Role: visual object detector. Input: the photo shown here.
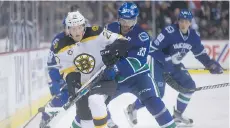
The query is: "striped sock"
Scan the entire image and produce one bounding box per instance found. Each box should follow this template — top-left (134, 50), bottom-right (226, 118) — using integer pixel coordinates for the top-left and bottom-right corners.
top-left (177, 93), bottom-right (192, 113)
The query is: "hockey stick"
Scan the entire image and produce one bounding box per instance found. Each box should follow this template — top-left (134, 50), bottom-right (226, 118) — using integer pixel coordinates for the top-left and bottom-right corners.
top-left (188, 83), bottom-right (229, 92)
top-left (23, 93), bottom-right (62, 128)
top-left (183, 68), bottom-right (229, 72)
top-left (46, 64), bottom-right (62, 70)
top-left (39, 65), bottom-right (106, 113)
top-left (163, 72), bottom-right (230, 93)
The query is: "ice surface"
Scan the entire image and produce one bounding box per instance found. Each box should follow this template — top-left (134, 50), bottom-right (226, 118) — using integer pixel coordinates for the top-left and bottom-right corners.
top-left (24, 74), bottom-right (229, 128)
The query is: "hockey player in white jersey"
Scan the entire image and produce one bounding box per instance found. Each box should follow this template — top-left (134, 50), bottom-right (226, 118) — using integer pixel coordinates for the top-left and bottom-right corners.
top-left (53, 11), bottom-right (129, 128)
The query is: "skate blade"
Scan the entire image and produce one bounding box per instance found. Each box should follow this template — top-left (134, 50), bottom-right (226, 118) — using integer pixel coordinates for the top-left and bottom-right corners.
top-left (176, 122), bottom-right (193, 128)
top-left (123, 107), bottom-right (135, 128)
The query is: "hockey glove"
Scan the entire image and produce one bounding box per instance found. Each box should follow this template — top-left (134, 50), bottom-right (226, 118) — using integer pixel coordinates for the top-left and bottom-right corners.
top-left (100, 39), bottom-right (130, 67)
top-left (100, 47), bottom-right (120, 67)
top-left (205, 59), bottom-right (223, 74)
top-left (65, 72), bottom-right (82, 100)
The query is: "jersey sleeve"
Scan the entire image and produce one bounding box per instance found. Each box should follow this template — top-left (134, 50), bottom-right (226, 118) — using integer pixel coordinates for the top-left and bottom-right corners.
top-left (149, 26), bottom-right (172, 56)
top-left (191, 31), bottom-right (211, 66)
top-left (47, 37), bottom-right (62, 82)
top-left (98, 27), bottom-right (125, 48)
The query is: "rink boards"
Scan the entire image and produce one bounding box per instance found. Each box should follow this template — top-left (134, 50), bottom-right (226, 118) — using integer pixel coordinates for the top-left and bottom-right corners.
top-left (0, 40), bottom-right (228, 128)
top-left (0, 48), bottom-right (51, 128)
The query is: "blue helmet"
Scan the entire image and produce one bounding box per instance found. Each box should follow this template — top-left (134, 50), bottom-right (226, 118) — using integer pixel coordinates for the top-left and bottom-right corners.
top-left (178, 9), bottom-right (193, 21)
top-left (118, 2), bottom-right (139, 20)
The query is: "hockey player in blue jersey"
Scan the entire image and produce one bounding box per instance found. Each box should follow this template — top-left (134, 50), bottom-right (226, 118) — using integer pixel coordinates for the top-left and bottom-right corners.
top-left (101, 2), bottom-right (177, 128)
top-left (125, 9), bottom-right (223, 127)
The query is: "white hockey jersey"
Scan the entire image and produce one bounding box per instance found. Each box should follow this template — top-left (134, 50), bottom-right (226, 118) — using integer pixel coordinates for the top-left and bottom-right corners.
top-left (54, 26), bottom-right (123, 84)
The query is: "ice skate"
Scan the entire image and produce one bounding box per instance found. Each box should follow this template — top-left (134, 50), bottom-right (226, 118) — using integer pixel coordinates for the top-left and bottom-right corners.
top-left (107, 119), bottom-right (119, 128)
top-left (124, 104), bottom-right (138, 127)
top-left (173, 107), bottom-right (193, 127)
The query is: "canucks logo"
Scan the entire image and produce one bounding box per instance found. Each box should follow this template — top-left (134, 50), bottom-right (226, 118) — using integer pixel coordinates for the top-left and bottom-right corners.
top-left (138, 32), bottom-right (149, 42)
top-left (74, 53), bottom-right (95, 74)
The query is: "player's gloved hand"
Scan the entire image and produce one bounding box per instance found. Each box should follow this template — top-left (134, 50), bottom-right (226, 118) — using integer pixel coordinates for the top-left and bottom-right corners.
top-left (65, 72), bottom-right (82, 101)
top-left (206, 59), bottom-right (223, 74)
top-left (100, 39), bottom-right (130, 67)
top-left (111, 39), bottom-right (130, 57)
top-left (100, 47), bottom-right (120, 67)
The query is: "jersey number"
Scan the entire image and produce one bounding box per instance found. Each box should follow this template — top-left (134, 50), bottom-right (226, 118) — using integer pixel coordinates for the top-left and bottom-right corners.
top-left (137, 47), bottom-right (146, 57)
top-left (103, 29), bottom-right (112, 39)
top-left (165, 26), bottom-right (174, 33)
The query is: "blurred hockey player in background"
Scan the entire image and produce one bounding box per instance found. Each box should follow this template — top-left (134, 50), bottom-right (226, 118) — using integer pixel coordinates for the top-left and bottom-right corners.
top-left (40, 17), bottom-right (72, 128)
top-left (101, 2), bottom-right (177, 128)
top-left (126, 9), bottom-right (223, 127)
top-left (53, 11), bottom-right (129, 128)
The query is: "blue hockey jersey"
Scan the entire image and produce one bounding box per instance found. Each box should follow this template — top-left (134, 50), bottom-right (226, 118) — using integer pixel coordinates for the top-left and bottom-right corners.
top-left (149, 24), bottom-right (211, 67)
top-left (107, 22), bottom-right (151, 83)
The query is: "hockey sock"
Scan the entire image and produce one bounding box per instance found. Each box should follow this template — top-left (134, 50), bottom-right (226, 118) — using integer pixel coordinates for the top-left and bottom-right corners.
top-left (71, 116), bottom-right (81, 128)
top-left (176, 93), bottom-right (192, 113)
top-left (107, 109), bottom-right (112, 120)
top-left (133, 99), bottom-right (144, 110)
top-left (143, 96), bottom-right (177, 128)
top-left (88, 94), bottom-right (108, 128)
top-left (41, 112), bottom-right (50, 121)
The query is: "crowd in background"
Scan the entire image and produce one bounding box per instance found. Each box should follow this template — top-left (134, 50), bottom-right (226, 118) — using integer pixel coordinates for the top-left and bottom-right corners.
top-left (0, 1), bottom-right (229, 52)
top-left (155, 1), bottom-right (229, 39)
top-left (102, 1), bottom-right (229, 40)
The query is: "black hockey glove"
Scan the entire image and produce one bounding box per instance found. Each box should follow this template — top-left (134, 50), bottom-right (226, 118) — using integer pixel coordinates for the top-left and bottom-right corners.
top-left (100, 48), bottom-right (120, 67)
top-left (110, 39), bottom-right (131, 57)
top-left (100, 39), bottom-right (131, 67)
top-left (65, 72), bottom-right (81, 100)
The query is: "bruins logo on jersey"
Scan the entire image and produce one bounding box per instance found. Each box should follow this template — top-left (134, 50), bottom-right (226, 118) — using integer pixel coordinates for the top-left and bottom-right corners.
top-left (74, 53), bottom-right (95, 74)
top-left (92, 26), bottom-right (99, 31)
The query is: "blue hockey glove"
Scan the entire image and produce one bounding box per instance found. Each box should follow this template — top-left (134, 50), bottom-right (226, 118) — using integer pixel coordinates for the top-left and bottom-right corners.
top-left (206, 59), bottom-right (223, 74)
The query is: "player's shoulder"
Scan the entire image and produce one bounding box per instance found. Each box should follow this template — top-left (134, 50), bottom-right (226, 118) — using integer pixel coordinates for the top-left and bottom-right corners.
top-left (106, 22), bottom-right (120, 33)
top-left (162, 24), bottom-right (178, 35)
top-left (52, 32), bottom-right (75, 54)
top-left (133, 24), bottom-right (150, 42)
top-left (81, 26), bottom-right (103, 42)
top-left (189, 28), bottom-right (200, 38)
top-left (107, 21), bottom-right (119, 27)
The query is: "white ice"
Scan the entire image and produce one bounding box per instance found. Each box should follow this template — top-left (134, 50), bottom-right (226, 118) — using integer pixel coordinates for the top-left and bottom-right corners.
top-left (23, 74), bottom-right (229, 128)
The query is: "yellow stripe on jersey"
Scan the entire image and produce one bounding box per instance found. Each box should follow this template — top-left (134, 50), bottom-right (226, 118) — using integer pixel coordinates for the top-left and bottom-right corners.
top-left (60, 66), bottom-right (78, 79)
top-left (81, 36), bottom-right (98, 43)
top-left (58, 44), bottom-right (76, 54)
